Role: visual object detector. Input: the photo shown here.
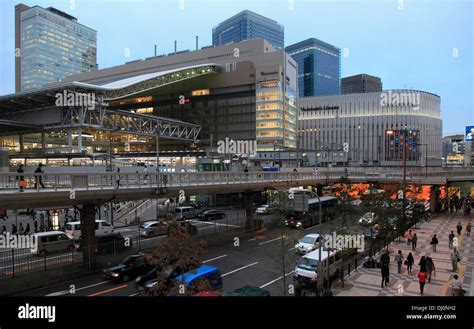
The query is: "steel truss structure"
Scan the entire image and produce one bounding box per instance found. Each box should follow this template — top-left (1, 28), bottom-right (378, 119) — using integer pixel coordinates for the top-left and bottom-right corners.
top-left (47, 106), bottom-right (201, 141)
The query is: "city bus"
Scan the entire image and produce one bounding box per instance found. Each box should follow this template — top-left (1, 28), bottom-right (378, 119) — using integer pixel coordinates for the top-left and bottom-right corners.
top-left (286, 196), bottom-right (338, 229)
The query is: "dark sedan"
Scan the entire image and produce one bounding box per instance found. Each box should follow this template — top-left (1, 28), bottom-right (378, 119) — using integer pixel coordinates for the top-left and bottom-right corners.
top-left (197, 209), bottom-right (226, 221)
top-left (103, 254), bottom-right (154, 283)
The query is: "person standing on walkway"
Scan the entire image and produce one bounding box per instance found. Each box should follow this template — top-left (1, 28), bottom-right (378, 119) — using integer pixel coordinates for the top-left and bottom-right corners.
top-left (395, 250), bottom-right (404, 274)
top-left (115, 167), bottom-right (121, 189)
top-left (466, 222), bottom-right (471, 237)
top-left (2, 225), bottom-right (7, 236)
top-left (380, 250), bottom-right (390, 287)
top-left (418, 269), bottom-right (427, 295)
top-left (11, 224), bottom-right (17, 235)
top-left (34, 163), bottom-right (45, 189)
top-left (24, 223), bottom-right (30, 235)
top-left (406, 252), bottom-right (414, 274)
top-left (33, 219), bottom-right (38, 233)
top-left (448, 231), bottom-right (455, 249)
top-left (16, 164), bottom-right (25, 192)
top-left (456, 222), bottom-right (462, 236)
top-left (451, 247), bottom-right (460, 272)
top-left (411, 233), bottom-right (418, 251)
top-left (425, 257), bottom-right (435, 283)
top-left (405, 229), bottom-right (413, 246)
top-left (430, 234), bottom-right (439, 252)
top-left (18, 223), bottom-right (24, 235)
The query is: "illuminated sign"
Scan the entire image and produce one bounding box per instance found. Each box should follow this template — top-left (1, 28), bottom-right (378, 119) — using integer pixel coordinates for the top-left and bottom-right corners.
top-left (192, 89), bottom-right (210, 96)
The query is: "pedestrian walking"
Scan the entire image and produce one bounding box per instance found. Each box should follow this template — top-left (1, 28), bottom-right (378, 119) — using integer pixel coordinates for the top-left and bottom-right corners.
top-left (411, 233), bottom-right (418, 251)
top-left (406, 252), bottom-right (414, 274)
top-left (456, 222), bottom-right (462, 236)
top-left (115, 167), bottom-right (121, 189)
top-left (395, 250), bottom-right (404, 274)
top-left (18, 223), bottom-right (24, 235)
top-left (2, 225), bottom-right (6, 236)
top-left (418, 269), bottom-right (427, 295)
top-left (418, 256), bottom-right (426, 272)
top-left (380, 250), bottom-right (390, 287)
top-left (467, 222), bottom-right (471, 237)
top-left (405, 229), bottom-right (413, 246)
top-left (425, 257), bottom-right (435, 283)
top-left (34, 163), bottom-right (45, 189)
top-left (24, 223), bottom-right (30, 235)
top-left (448, 231), bottom-right (455, 249)
top-left (430, 234), bottom-right (439, 252)
top-left (33, 219), bottom-right (38, 233)
top-left (450, 275), bottom-right (464, 296)
top-left (16, 164), bottom-right (25, 192)
top-left (451, 248), bottom-right (460, 272)
top-left (11, 224), bottom-right (17, 235)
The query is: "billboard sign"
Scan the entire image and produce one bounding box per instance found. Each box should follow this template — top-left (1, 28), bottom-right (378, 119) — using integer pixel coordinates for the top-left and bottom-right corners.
top-left (466, 125), bottom-right (474, 142)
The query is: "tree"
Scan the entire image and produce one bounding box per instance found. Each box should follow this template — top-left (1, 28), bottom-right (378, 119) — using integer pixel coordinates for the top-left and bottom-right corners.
top-left (264, 190), bottom-right (299, 296)
top-left (146, 213), bottom-right (208, 296)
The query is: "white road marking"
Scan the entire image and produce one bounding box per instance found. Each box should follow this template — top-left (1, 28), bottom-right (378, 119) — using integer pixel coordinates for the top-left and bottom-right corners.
top-left (202, 254), bottom-right (227, 263)
top-left (46, 281), bottom-right (110, 296)
top-left (222, 262), bottom-right (258, 277)
top-left (259, 236), bottom-right (284, 246)
top-left (259, 271), bottom-right (295, 288)
top-left (248, 238), bottom-right (256, 242)
top-left (288, 247), bottom-right (296, 251)
top-left (188, 220), bottom-right (240, 228)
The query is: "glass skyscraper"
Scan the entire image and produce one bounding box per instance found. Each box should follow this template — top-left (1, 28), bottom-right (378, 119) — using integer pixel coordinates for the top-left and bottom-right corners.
top-left (286, 38), bottom-right (341, 97)
top-left (15, 4), bottom-right (97, 92)
top-left (212, 10), bottom-right (284, 50)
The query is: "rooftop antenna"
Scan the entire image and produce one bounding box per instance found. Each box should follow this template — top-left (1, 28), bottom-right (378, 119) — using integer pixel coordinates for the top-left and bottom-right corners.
top-left (174, 40), bottom-right (177, 54)
top-left (154, 44), bottom-right (157, 57)
top-left (196, 36), bottom-right (198, 50)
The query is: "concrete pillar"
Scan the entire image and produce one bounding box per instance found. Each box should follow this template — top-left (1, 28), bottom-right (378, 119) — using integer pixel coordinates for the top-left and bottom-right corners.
top-left (41, 131), bottom-right (46, 149)
top-left (81, 204), bottom-right (97, 269)
top-left (19, 134), bottom-right (24, 152)
top-left (242, 192), bottom-right (257, 230)
top-left (430, 186), bottom-right (440, 213)
top-left (77, 128), bottom-right (83, 150)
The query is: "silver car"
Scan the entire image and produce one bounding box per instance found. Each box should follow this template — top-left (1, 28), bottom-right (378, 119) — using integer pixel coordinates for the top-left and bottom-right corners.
top-left (139, 221), bottom-right (169, 237)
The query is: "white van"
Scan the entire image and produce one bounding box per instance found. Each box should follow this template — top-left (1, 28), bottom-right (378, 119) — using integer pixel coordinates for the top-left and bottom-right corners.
top-left (174, 206), bottom-right (196, 220)
top-left (65, 220), bottom-right (114, 240)
top-left (31, 231), bottom-right (74, 255)
top-left (293, 249), bottom-right (342, 288)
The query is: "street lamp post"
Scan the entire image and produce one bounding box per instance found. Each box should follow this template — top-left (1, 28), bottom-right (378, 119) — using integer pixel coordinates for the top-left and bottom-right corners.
top-left (316, 192), bottom-right (323, 296)
top-left (402, 130), bottom-right (408, 223)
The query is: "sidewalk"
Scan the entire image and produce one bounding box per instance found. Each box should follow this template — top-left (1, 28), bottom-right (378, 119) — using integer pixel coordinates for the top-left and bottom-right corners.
top-left (334, 213), bottom-right (473, 296)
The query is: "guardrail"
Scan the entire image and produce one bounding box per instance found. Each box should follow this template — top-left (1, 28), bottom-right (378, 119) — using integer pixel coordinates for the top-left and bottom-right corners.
top-left (0, 170), bottom-right (473, 193)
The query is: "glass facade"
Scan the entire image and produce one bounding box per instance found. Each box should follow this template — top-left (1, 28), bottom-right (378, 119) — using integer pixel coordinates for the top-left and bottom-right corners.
top-left (286, 38), bottom-right (340, 97)
top-left (19, 6), bottom-right (97, 91)
top-left (212, 10), bottom-right (284, 50)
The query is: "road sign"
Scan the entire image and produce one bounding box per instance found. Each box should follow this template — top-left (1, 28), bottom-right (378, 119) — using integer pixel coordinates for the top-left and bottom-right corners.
top-left (466, 125), bottom-right (474, 142)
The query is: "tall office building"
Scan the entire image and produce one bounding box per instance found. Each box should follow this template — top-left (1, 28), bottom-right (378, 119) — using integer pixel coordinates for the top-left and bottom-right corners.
top-left (341, 74), bottom-right (382, 94)
top-left (15, 4), bottom-right (97, 92)
top-left (286, 38), bottom-right (341, 97)
top-left (212, 10), bottom-right (284, 50)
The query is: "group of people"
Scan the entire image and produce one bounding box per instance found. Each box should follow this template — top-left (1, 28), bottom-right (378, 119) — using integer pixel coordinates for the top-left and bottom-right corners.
top-left (439, 195), bottom-right (472, 216)
top-left (377, 221), bottom-right (469, 295)
top-left (16, 163), bottom-right (45, 190)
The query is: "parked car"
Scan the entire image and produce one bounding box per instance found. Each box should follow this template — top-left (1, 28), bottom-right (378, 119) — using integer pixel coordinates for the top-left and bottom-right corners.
top-left (139, 220), bottom-right (170, 237)
top-left (295, 234), bottom-right (321, 254)
top-left (65, 219), bottom-right (114, 240)
top-left (224, 285), bottom-right (270, 296)
top-left (31, 231), bottom-right (74, 255)
top-left (197, 209), bottom-right (226, 221)
top-left (175, 206), bottom-right (196, 220)
top-left (76, 232), bottom-right (131, 255)
top-left (103, 254), bottom-right (154, 283)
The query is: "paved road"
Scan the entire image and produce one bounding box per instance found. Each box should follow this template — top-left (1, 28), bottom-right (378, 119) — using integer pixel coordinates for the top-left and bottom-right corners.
top-left (16, 221), bottom-right (328, 297)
